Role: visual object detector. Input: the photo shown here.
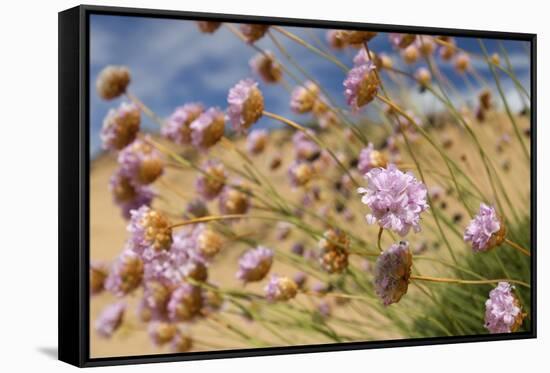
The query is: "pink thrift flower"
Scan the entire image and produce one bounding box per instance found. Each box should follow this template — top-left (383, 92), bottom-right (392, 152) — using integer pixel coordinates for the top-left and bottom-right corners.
top-left (358, 164), bottom-right (428, 236)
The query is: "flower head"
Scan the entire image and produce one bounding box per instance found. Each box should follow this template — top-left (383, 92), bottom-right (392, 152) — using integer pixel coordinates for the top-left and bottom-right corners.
top-left (195, 160), bottom-right (227, 200)
top-left (148, 322), bottom-right (178, 346)
top-left (334, 30), bottom-right (377, 45)
top-left (185, 198), bottom-right (209, 219)
top-left (193, 224), bottom-right (224, 259)
top-left (454, 53), bottom-right (471, 74)
top-left (171, 330), bottom-right (193, 352)
top-left (485, 282), bottom-right (525, 333)
top-left (374, 241), bottom-right (412, 305)
top-left (109, 169), bottom-right (154, 219)
top-left (246, 129), bottom-right (269, 155)
top-left (358, 143), bottom-right (388, 175)
top-left (240, 24), bottom-right (269, 43)
top-left (196, 21), bottom-right (221, 33)
top-left (464, 203), bottom-right (506, 252)
top-left (128, 206), bottom-right (173, 258)
top-left (95, 302), bottom-right (126, 338)
top-left (101, 102), bottom-right (141, 151)
top-left (236, 246), bottom-right (273, 282)
top-left (227, 79), bottom-right (264, 132)
top-left (318, 228), bottom-right (349, 274)
top-left (389, 33), bottom-right (416, 49)
top-left (96, 65), bottom-right (131, 100)
top-left (415, 35), bottom-right (435, 55)
top-left (288, 161), bottom-right (314, 187)
top-left (250, 51), bottom-right (283, 83)
top-left (90, 262), bottom-right (108, 296)
top-left (343, 61), bottom-right (379, 110)
top-left (292, 130), bottom-right (320, 161)
top-left (142, 228), bottom-right (209, 287)
top-left (265, 275), bottom-right (298, 302)
top-left (162, 103), bottom-right (204, 145)
top-left (401, 45), bottom-right (419, 64)
top-left (358, 164), bottom-right (429, 236)
top-left (218, 184), bottom-right (250, 215)
top-left (167, 283), bottom-right (203, 321)
top-left (290, 81), bottom-right (320, 114)
top-left (414, 67), bottom-right (432, 87)
top-left (479, 89), bottom-right (492, 111)
top-left (118, 137), bottom-right (164, 185)
top-left (105, 249), bottom-right (144, 296)
top-left (438, 36), bottom-right (456, 61)
top-left (326, 30), bottom-right (346, 49)
top-left (190, 107), bottom-right (226, 151)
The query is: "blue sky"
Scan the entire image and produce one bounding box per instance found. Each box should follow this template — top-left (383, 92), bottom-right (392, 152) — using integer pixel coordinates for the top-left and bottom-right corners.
top-left (89, 14), bottom-right (531, 156)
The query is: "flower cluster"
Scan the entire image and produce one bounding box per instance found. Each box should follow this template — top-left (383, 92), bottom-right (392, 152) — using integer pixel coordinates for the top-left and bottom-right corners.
top-left (237, 246), bottom-right (274, 283)
top-left (485, 282), bottom-right (524, 333)
top-left (227, 79), bottom-right (264, 132)
top-left (464, 203), bottom-right (506, 252)
top-left (358, 164), bottom-right (429, 236)
top-left (162, 103), bottom-right (204, 145)
top-left (343, 61), bottom-right (379, 110)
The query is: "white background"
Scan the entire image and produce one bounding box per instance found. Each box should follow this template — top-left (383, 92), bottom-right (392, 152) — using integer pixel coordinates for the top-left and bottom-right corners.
top-left (0, 0), bottom-right (546, 371)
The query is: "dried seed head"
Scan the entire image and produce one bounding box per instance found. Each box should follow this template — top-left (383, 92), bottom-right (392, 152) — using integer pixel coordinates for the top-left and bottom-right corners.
top-left (196, 21), bottom-right (221, 33)
top-left (344, 62), bottom-right (379, 110)
top-left (265, 275), bottom-right (298, 302)
top-left (402, 45), bottom-right (419, 64)
top-left (105, 249), bottom-right (144, 297)
top-left (227, 79), bottom-right (264, 132)
top-left (250, 51), bottom-right (283, 83)
top-left (118, 138), bottom-right (164, 185)
top-left (389, 33), bottom-right (417, 49)
top-left (101, 102), bottom-right (141, 151)
top-left (190, 107), bottom-right (226, 150)
top-left (96, 65), bottom-right (131, 100)
top-left (196, 227), bottom-right (224, 259)
top-left (196, 160), bottom-right (227, 200)
top-left (288, 161), bottom-right (314, 187)
top-left (374, 241), bottom-right (413, 306)
top-left (90, 262), bottom-right (108, 295)
top-left (454, 53), bottom-right (471, 74)
top-left (171, 330), bottom-right (194, 352)
top-left (237, 246), bottom-right (274, 283)
top-left (318, 228), bottom-right (350, 274)
top-left (218, 186), bottom-right (250, 215)
top-left (290, 81), bottom-right (320, 114)
top-left (326, 30), bottom-right (347, 50)
top-left (148, 322), bottom-right (178, 346)
top-left (240, 24), bottom-right (269, 43)
top-left (335, 30), bottom-right (377, 45)
top-left (167, 283), bottom-right (203, 321)
top-left (415, 67), bottom-right (432, 87)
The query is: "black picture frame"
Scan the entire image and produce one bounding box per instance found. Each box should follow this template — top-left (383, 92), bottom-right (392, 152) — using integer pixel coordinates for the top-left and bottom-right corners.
top-left (58, 4), bottom-right (537, 368)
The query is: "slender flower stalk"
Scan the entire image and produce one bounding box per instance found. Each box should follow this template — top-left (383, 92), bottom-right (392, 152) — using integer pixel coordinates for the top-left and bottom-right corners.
top-left (410, 275), bottom-right (530, 289)
top-left (504, 238), bottom-right (531, 257)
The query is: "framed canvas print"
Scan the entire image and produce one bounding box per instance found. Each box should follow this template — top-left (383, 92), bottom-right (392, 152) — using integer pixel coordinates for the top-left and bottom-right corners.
top-left (58, 4), bottom-right (536, 367)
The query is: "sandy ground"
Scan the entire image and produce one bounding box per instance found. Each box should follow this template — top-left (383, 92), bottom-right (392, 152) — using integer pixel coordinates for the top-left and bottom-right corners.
top-left (90, 112), bottom-right (530, 358)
